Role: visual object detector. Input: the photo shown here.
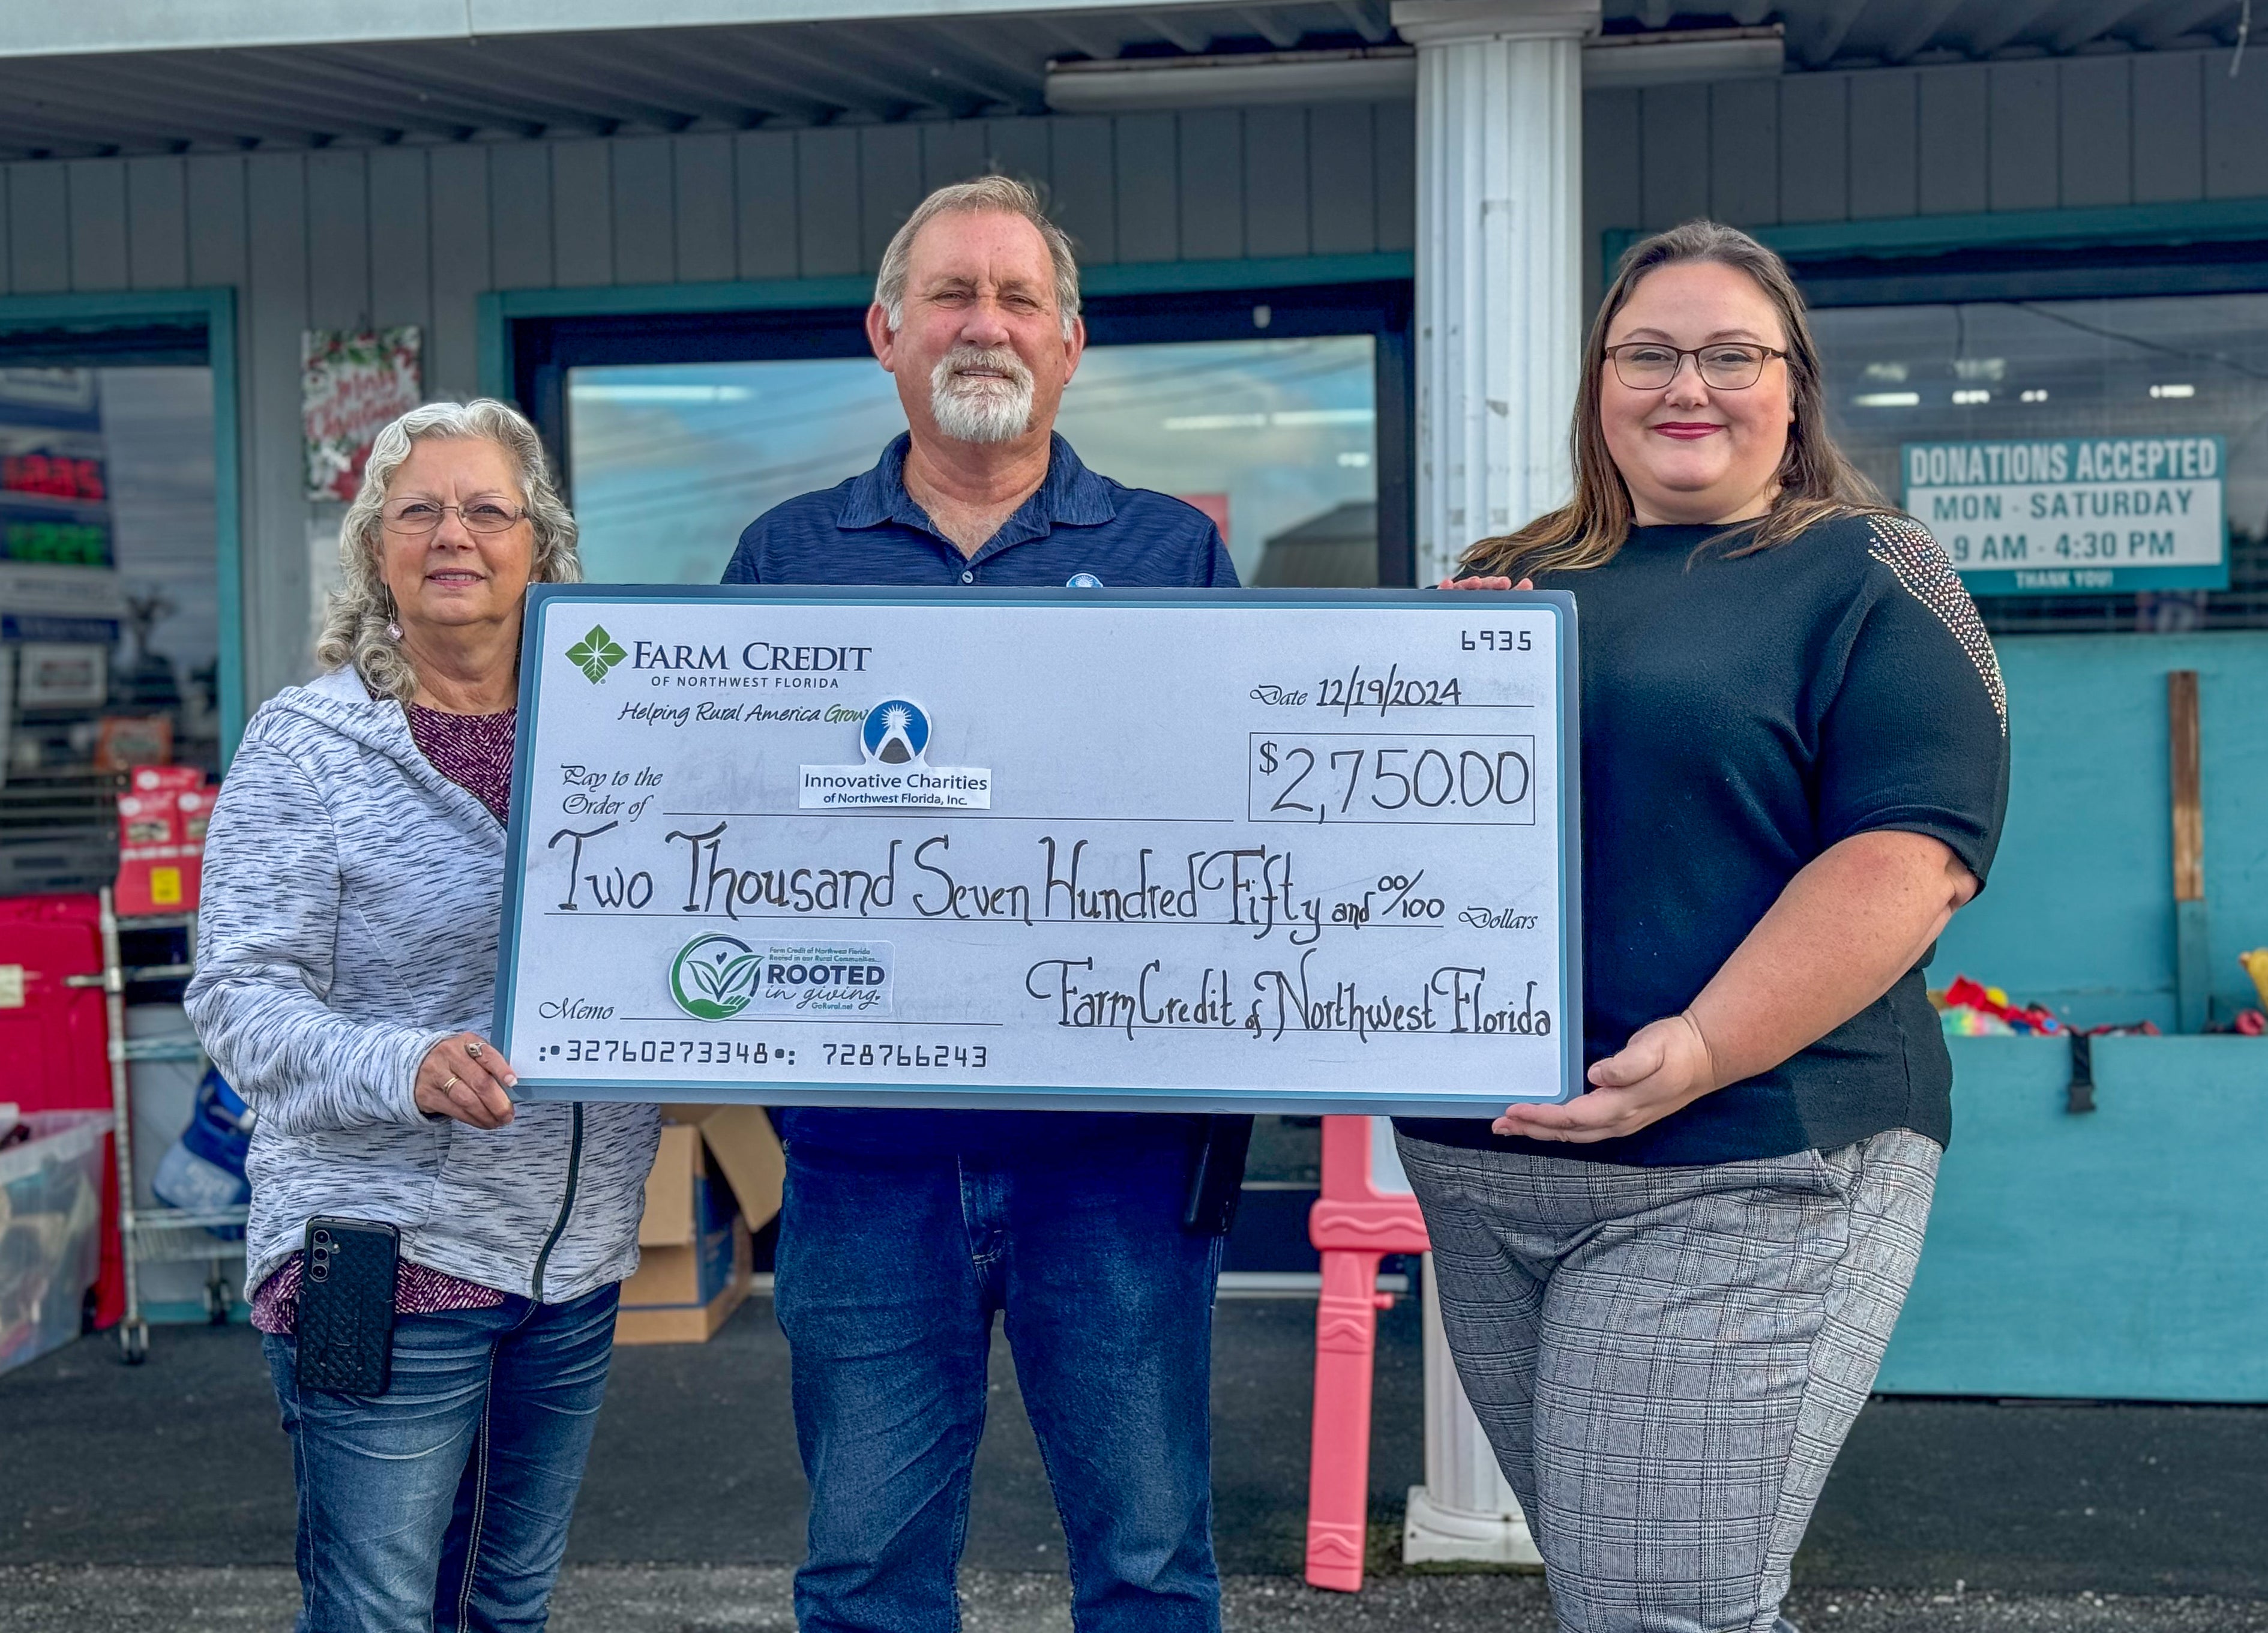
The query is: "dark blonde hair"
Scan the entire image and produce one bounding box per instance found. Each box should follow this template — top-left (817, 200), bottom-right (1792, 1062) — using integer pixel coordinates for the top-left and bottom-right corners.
top-left (1459, 218), bottom-right (1892, 580)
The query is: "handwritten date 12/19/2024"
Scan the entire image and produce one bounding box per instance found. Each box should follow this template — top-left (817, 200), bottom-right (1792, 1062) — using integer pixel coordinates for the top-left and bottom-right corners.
top-left (1248, 630), bottom-right (1535, 717)
top-left (1250, 665), bottom-right (1470, 715)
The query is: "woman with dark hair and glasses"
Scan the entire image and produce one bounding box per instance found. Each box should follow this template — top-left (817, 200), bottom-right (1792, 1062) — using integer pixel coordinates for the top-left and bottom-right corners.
top-left (1401, 220), bottom-right (2010, 1631)
top-left (188, 401), bottom-right (659, 1633)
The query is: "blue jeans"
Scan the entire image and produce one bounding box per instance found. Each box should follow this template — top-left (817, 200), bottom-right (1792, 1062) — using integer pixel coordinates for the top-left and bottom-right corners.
top-left (261, 1284), bottom-right (619, 1633)
top-left (775, 1123), bottom-right (1224, 1633)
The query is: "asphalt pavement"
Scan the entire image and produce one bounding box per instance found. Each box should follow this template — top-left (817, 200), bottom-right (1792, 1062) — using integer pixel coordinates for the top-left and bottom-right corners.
top-left (8, 1566), bottom-right (2268, 1633)
top-left (4, 1295), bottom-right (2266, 1629)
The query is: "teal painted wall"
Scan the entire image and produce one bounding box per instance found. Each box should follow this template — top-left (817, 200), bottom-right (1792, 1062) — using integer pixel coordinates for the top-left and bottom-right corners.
top-left (1933, 631), bottom-right (2268, 1031)
top-left (1885, 637), bottom-right (2268, 1400)
top-left (1880, 1036), bottom-right (2268, 1402)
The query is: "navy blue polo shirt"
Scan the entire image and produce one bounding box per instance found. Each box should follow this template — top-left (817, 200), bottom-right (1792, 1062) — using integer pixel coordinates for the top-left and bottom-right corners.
top-left (721, 432), bottom-right (1236, 590)
top-left (723, 430), bottom-right (1240, 1156)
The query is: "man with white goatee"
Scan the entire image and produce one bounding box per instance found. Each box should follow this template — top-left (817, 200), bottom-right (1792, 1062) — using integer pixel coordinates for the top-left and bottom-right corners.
top-left (724, 176), bottom-right (1243, 1633)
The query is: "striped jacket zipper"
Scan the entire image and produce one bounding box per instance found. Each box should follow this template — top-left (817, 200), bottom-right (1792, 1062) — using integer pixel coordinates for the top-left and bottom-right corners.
top-left (529, 1104), bottom-right (585, 1302)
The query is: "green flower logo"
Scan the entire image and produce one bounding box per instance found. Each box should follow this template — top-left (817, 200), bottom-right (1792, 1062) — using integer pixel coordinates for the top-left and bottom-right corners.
top-left (565, 624), bottom-right (626, 682)
top-left (670, 933), bottom-right (763, 1021)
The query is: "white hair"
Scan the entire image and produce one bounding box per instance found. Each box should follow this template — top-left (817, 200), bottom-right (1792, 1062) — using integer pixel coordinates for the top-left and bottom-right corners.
top-left (928, 345), bottom-right (1036, 444)
top-left (874, 175), bottom-right (1081, 341)
top-left (314, 398), bottom-right (580, 703)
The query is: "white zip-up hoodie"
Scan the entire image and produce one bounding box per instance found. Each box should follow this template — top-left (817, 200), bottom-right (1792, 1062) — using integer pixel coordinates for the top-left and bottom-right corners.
top-left (187, 667), bottom-right (659, 1304)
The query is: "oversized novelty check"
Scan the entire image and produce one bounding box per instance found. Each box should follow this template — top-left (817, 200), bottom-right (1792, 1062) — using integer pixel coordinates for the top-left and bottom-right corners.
top-left (495, 587), bottom-right (1580, 1116)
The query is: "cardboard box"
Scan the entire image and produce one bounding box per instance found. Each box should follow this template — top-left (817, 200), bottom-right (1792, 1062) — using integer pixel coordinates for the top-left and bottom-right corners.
top-left (94, 717), bottom-right (173, 773)
top-left (113, 847), bottom-right (201, 916)
top-left (177, 787), bottom-right (216, 844)
top-left (113, 782), bottom-right (215, 917)
top-left (129, 766), bottom-right (206, 796)
top-left (116, 793), bottom-right (179, 848)
top-left (615, 1105), bottom-right (783, 1346)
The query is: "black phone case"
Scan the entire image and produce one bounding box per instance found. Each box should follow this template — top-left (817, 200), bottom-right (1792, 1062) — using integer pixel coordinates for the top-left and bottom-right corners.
top-left (295, 1218), bottom-right (399, 1397)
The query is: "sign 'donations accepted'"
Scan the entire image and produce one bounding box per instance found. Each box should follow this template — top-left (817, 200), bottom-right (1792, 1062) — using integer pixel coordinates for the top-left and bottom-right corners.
top-left (1902, 436), bottom-right (2227, 596)
top-left (495, 587), bottom-right (1581, 1117)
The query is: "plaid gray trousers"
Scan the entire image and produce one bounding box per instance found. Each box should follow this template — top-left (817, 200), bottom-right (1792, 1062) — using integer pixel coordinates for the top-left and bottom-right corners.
top-left (1395, 1128), bottom-right (1941, 1633)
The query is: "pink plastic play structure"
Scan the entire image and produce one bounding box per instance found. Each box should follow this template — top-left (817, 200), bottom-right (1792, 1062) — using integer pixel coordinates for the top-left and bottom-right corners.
top-left (1303, 1114), bottom-right (1431, 1592)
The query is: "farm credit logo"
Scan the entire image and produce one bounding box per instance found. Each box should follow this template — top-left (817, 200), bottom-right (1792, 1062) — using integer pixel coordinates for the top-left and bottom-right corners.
top-left (800, 697), bottom-right (991, 810)
top-left (668, 934), bottom-right (894, 1021)
top-left (565, 624), bottom-right (627, 683)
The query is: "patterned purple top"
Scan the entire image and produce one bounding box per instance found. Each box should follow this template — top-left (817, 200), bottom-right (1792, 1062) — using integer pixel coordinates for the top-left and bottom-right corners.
top-left (250, 1254), bottom-right (508, 1334)
top-left (406, 702), bottom-right (517, 822)
top-left (247, 699), bottom-right (521, 1335)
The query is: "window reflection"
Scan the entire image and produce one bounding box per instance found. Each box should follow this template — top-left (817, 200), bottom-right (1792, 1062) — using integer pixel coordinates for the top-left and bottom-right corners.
top-left (567, 335), bottom-right (1379, 588)
top-left (0, 367), bottom-right (220, 783)
top-left (1813, 295), bottom-right (2268, 633)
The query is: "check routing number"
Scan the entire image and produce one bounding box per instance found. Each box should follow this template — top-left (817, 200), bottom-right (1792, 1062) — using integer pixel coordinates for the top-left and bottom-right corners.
top-left (495, 586), bottom-right (1581, 1116)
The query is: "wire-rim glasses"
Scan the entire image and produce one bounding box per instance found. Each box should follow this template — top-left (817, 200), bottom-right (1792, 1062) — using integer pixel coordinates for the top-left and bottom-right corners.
top-left (381, 498), bottom-right (529, 536)
top-left (1604, 342), bottom-right (1787, 391)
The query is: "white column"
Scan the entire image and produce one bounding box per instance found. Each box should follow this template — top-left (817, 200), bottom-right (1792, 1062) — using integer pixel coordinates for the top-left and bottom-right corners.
top-left (1392, 0), bottom-right (1594, 586)
top-left (1403, 1254), bottom-right (1542, 1566)
top-left (1388, 0), bottom-right (1587, 1563)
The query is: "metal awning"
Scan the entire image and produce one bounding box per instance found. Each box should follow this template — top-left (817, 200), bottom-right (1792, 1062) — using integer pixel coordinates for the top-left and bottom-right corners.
top-left (0, 1), bottom-right (2250, 160)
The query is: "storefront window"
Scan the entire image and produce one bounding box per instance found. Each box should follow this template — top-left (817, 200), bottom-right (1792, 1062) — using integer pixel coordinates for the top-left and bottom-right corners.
top-left (1, 366), bottom-right (221, 781)
top-left (1813, 294), bottom-right (2268, 634)
top-left (566, 335), bottom-right (1379, 588)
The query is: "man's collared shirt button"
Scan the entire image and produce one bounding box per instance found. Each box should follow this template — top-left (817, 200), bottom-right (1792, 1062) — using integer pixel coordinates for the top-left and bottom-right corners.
top-left (961, 570), bottom-right (974, 584)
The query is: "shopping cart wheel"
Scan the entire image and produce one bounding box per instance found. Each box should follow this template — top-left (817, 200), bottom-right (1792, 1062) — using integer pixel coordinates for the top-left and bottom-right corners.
top-left (118, 1322), bottom-right (149, 1365)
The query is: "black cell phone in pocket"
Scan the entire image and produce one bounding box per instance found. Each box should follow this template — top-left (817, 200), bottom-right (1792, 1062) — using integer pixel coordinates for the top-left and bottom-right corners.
top-left (295, 1218), bottom-right (399, 1396)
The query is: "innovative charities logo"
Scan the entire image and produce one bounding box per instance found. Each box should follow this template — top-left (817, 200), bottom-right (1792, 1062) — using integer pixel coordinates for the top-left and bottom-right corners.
top-left (799, 697), bottom-right (991, 809)
top-left (565, 624), bottom-right (627, 683)
top-left (863, 699), bottom-right (930, 764)
top-left (669, 934), bottom-right (894, 1021)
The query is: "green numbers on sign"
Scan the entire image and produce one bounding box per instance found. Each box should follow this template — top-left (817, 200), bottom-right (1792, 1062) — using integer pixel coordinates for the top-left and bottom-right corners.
top-left (2, 519), bottom-right (113, 566)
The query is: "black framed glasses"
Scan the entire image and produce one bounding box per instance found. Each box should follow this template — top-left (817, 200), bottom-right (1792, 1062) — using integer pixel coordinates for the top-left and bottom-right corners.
top-left (1604, 342), bottom-right (1788, 391)
top-left (381, 498), bottom-right (529, 535)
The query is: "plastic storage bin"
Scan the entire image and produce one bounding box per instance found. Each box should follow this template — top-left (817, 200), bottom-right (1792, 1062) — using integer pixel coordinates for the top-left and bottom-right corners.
top-left (0, 1110), bottom-right (114, 1377)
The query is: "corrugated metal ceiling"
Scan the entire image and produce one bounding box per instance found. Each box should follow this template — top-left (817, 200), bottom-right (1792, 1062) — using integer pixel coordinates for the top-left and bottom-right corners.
top-left (0, 0), bottom-right (2249, 161)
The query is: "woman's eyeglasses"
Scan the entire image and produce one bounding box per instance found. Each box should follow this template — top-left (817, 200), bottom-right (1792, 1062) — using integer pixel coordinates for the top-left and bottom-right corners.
top-left (382, 499), bottom-right (529, 535)
top-left (1603, 343), bottom-right (1787, 391)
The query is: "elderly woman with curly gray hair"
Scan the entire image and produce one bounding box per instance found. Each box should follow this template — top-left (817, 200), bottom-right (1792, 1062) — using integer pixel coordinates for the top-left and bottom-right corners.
top-left (187, 399), bottom-right (659, 1633)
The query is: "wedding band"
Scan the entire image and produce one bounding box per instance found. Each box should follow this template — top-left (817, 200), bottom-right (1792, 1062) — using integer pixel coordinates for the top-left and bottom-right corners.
top-left (443, 1074), bottom-right (462, 1093)
top-left (466, 1040), bottom-right (483, 1059)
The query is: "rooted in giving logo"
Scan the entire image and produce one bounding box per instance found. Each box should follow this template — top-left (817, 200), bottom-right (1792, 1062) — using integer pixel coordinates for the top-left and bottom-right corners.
top-left (669, 933), bottom-right (760, 1020)
top-left (565, 624), bottom-right (626, 682)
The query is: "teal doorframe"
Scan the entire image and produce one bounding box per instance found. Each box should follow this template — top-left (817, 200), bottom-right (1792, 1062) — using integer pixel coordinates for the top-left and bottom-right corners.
top-left (0, 287), bottom-right (245, 760)
top-left (474, 253), bottom-right (1417, 400)
top-left (1602, 196), bottom-right (2268, 273)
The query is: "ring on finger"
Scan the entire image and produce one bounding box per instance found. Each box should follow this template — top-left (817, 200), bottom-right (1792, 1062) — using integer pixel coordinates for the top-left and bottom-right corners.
top-left (466, 1039), bottom-right (483, 1059)
top-left (443, 1074), bottom-right (462, 1093)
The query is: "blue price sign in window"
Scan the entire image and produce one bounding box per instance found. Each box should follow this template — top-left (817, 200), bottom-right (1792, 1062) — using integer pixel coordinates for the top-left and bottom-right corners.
top-left (1901, 436), bottom-right (2228, 597)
